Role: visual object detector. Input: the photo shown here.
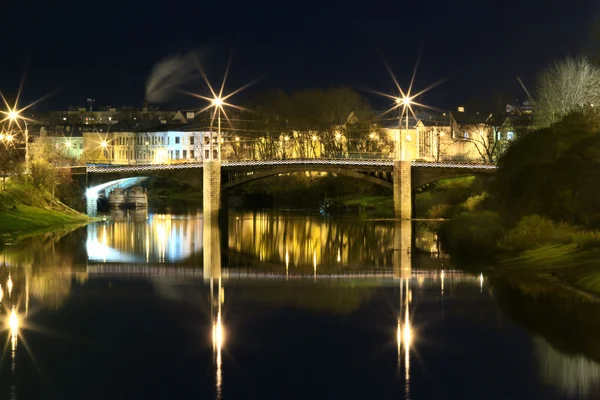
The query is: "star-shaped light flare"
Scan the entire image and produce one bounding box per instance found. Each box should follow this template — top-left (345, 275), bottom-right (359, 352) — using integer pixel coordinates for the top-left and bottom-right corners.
top-left (182, 52), bottom-right (264, 131)
top-left (371, 54), bottom-right (448, 123)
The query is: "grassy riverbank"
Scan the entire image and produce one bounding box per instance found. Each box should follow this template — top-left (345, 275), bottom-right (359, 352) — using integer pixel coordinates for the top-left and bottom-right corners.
top-left (0, 181), bottom-right (91, 242)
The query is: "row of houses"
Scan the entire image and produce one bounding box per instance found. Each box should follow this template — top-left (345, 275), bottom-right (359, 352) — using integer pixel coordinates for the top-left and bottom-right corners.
top-left (30, 107), bottom-right (531, 164)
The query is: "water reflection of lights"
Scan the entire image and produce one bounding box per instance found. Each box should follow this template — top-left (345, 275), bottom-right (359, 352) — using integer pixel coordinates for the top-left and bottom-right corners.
top-left (440, 270), bottom-right (444, 296)
top-left (7, 275), bottom-right (13, 297)
top-left (397, 278), bottom-right (412, 398)
top-left (285, 250), bottom-right (289, 280)
top-left (0, 283), bottom-right (3, 303)
top-left (86, 213), bottom-right (201, 263)
top-left (535, 336), bottom-right (600, 397)
top-left (211, 279), bottom-right (225, 400)
top-left (479, 273), bottom-right (484, 293)
top-left (313, 251), bottom-right (317, 281)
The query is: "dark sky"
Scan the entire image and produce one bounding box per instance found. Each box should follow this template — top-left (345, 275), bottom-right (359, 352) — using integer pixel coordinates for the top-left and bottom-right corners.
top-left (2, 0), bottom-right (599, 112)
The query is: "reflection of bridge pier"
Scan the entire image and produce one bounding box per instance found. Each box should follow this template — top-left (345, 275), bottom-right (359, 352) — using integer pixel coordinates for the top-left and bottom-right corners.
top-left (203, 216), bottom-right (221, 282)
top-left (393, 220), bottom-right (412, 279)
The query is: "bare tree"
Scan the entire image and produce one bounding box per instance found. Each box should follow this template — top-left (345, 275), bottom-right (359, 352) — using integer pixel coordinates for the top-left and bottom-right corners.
top-left (535, 55), bottom-right (600, 128)
top-left (461, 123), bottom-right (502, 163)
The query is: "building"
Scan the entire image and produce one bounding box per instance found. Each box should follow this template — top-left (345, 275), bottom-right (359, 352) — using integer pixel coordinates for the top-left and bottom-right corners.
top-left (43, 103), bottom-right (178, 126)
top-left (31, 125), bottom-right (85, 162)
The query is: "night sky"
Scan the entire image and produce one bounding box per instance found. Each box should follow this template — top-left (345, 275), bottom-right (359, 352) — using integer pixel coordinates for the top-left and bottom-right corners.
top-left (2, 0), bottom-right (599, 112)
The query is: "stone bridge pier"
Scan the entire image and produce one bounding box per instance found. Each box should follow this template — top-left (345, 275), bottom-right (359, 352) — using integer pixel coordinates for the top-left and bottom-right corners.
top-left (393, 161), bottom-right (412, 220)
top-left (203, 161), bottom-right (222, 220)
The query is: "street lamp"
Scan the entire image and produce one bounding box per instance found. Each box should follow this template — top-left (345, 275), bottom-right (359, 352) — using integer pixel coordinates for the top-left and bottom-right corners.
top-left (8, 111), bottom-right (28, 171)
top-left (395, 96), bottom-right (413, 160)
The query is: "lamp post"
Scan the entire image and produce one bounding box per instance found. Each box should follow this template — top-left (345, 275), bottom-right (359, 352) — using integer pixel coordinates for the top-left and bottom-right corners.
top-left (211, 97), bottom-right (223, 161)
top-left (8, 111), bottom-right (28, 171)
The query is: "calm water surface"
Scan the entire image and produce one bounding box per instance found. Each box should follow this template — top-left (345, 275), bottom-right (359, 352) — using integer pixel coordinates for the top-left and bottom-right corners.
top-left (0, 207), bottom-right (599, 399)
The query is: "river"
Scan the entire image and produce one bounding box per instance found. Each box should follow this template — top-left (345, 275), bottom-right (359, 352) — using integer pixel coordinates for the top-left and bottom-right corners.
top-left (0, 206), bottom-right (599, 399)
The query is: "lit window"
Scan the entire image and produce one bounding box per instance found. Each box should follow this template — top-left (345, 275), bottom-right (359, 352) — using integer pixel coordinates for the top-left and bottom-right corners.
top-left (507, 131), bottom-right (515, 140)
top-left (463, 132), bottom-right (470, 139)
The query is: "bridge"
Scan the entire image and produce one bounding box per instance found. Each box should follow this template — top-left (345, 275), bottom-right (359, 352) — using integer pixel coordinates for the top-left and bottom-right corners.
top-left (84, 158), bottom-right (496, 219)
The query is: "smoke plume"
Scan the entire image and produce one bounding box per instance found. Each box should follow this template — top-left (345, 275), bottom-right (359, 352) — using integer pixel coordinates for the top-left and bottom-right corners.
top-left (145, 50), bottom-right (203, 103)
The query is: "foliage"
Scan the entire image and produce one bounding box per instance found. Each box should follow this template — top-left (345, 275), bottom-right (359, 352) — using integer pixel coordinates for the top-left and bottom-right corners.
top-left (498, 215), bottom-right (575, 253)
top-left (496, 111), bottom-right (600, 227)
top-left (0, 144), bottom-right (20, 190)
top-left (427, 204), bottom-right (452, 219)
top-left (443, 211), bottom-right (504, 258)
top-left (415, 176), bottom-right (481, 218)
top-left (461, 192), bottom-right (488, 213)
top-left (236, 87), bottom-right (388, 159)
top-left (28, 160), bottom-right (74, 197)
top-left (534, 55), bottom-right (600, 128)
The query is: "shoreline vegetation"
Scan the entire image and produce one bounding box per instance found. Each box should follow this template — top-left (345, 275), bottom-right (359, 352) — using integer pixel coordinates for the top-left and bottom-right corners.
top-left (439, 111), bottom-right (600, 297)
top-left (0, 180), bottom-right (92, 244)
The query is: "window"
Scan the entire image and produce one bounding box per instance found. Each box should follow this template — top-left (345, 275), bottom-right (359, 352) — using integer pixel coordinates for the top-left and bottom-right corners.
top-left (463, 132), bottom-right (470, 139)
top-left (183, 150), bottom-right (187, 158)
top-left (507, 131), bottom-right (515, 140)
top-left (190, 136), bottom-right (195, 145)
top-left (190, 150), bottom-right (195, 159)
top-left (175, 150), bottom-right (180, 159)
top-left (205, 149), bottom-right (210, 159)
top-left (175, 136), bottom-right (180, 144)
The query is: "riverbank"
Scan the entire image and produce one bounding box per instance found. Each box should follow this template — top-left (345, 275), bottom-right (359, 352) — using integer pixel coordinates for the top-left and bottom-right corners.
top-left (0, 181), bottom-right (92, 242)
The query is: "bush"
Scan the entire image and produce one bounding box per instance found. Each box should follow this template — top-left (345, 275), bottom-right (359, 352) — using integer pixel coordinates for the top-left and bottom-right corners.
top-left (499, 214), bottom-right (575, 253)
top-left (571, 230), bottom-right (600, 249)
top-left (461, 192), bottom-right (489, 213)
top-left (427, 204), bottom-right (452, 219)
top-left (444, 211), bottom-right (504, 258)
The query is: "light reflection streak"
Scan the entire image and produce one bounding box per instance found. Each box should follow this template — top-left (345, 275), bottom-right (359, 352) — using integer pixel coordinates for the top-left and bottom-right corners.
top-left (313, 251), bottom-right (317, 281)
top-left (397, 278), bottom-right (412, 399)
top-left (211, 278), bottom-right (225, 400)
top-left (479, 273), bottom-right (484, 293)
top-left (7, 276), bottom-right (13, 298)
top-left (285, 249), bottom-right (289, 280)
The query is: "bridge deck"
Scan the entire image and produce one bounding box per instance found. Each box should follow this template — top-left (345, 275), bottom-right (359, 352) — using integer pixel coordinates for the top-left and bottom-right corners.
top-left (86, 159), bottom-right (497, 173)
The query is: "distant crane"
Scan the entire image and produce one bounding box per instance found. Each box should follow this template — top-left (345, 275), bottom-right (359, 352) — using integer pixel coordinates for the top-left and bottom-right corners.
top-left (517, 77), bottom-right (535, 104)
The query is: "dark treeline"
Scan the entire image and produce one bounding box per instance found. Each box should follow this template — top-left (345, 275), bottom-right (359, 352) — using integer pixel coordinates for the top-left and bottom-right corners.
top-left (231, 87), bottom-right (394, 159)
top-left (496, 111), bottom-right (600, 227)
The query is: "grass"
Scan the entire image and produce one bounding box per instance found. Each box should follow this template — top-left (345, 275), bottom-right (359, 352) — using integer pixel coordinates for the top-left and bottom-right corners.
top-left (498, 243), bottom-right (600, 297)
top-left (0, 181), bottom-right (91, 240)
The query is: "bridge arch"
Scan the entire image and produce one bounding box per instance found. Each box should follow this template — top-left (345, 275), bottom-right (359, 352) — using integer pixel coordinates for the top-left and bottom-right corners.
top-left (222, 165), bottom-right (393, 190)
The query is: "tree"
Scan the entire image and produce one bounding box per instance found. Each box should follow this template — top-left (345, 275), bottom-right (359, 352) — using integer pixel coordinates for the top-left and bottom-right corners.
top-left (460, 120), bottom-right (501, 163)
top-left (0, 143), bottom-right (20, 190)
top-left (535, 55), bottom-right (600, 128)
top-left (241, 87), bottom-right (377, 159)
